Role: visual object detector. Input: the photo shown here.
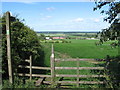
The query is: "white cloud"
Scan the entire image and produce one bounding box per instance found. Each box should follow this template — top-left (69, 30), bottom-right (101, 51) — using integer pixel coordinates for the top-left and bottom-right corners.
top-left (46, 7), bottom-right (55, 11)
top-left (46, 16), bottom-right (52, 18)
top-left (40, 16), bottom-right (52, 20)
top-left (88, 18), bottom-right (100, 23)
top-left (94, 18), bottom-right (100, 22)
top-left (71, 18), bottom-right (84, 22)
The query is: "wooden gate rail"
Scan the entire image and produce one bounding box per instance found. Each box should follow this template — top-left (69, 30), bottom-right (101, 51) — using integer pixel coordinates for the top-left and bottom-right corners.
top-left (43, 81), bottom-right (105, 84)
top-left (55, 58), bottom-right (95, 62)
top-left (18, 65), bottom-right (51, 70)
top-left (55, 74), bottom-right (105, 78)
top-left (55, 67), bottom-right (104, 70)
top-left (17, 55), bottom-right (51, 81)
top-left (56, 81), bottom-right (105, 84)
top-left (18, 73), bottom-right (51, 77)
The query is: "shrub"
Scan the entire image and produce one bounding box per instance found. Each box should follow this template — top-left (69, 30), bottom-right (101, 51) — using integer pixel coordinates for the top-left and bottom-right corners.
top-left (105, 55), bottom-right (120, 88)
top-left (1, 13), bottom-right (43, 79)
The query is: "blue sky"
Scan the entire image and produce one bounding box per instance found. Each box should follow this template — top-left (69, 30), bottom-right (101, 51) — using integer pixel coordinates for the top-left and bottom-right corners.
top-left (2, 2), bottom-right (110, 32)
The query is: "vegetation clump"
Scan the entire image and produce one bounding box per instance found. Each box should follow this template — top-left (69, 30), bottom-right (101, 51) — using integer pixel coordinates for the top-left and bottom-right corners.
top-left (1, 13), bottom-right (43, 80)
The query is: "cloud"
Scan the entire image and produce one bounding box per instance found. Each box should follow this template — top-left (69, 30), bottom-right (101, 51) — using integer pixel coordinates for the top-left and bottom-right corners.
top-left (40, 16), bottom-right (52, 20)
top-left (94, 18), bottom-right (100, 22)
top-left (88, 18), bottom-right (100, 23)
top-left (46, 7), bottom-right (55, 11)
top-left (71, 18), bottom-right (84, 22)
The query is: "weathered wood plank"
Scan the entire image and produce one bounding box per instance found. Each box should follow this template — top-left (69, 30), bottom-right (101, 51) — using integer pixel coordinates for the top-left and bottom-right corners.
top-left (43, 81), bottom-right (51, 84)
top-left (6, 12), bottom-right (13, 84)
top-left (18, 73), bottom-right (51, 77)
top-left (30, 55), bottom-right (32, 81)
top-left (18, 65), bottom-right (51, 70)
top-left (77, 60), bottom-right (79, 87)
top-left (56, 77), bottom-right (64, 88)
top-left (55, 67), bottom-right (104, 70)
top-left (43, 81), bottom-right (105, 84)
top-left (51, 44), bottom-right (55, 84)
top-left (55, 58), bottom-right (95, 62)
top-left (25, 59), bottom-right (30, 62)
top-left (56, 74), bottom-right (105, 77)
top-left (56, 81), bottom-right (105, 84)
top-left (35, 77), bottom-right (45, 86)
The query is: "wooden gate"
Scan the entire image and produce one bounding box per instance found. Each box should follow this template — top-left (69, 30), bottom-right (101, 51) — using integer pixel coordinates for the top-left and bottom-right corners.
top-left (17, 44), bottom-right (106, 87)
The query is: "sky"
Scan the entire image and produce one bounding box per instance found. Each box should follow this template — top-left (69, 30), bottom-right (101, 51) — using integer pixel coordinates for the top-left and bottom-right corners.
top-left (2, 1), bottom-right (111, 32)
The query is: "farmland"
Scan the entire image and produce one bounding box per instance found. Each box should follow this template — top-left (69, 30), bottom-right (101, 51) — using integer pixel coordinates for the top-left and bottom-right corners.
top-left (41, 39), bottom-right (118, 66)
top-left (40, 35), bottom-right (118, 88)
top-left (37, 31), bottom-right (98, 39)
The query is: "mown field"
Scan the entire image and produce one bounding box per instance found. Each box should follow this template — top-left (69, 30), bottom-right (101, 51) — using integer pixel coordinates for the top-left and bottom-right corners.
top-left (42, 39), bottom-right (118, 66)
top-left (41, 39), bottom-right (118, 88)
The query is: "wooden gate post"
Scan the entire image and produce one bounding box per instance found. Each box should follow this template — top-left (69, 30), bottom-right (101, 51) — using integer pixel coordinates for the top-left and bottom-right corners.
top-left (77, 59), bottom-right (79, 87)
top-left (51, 44), bottom-right (55, 84)
top-left (6, 11), bottom-right (13, 84)
top-left (30, 55), bottom-right (32, 81)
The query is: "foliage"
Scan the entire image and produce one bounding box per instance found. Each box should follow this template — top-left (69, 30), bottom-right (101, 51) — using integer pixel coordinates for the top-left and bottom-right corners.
top-left (105, 55), bottom-right (120, 88)
top-left (2, 77), bottom-right (36, 88)
top-left (38, 34), bottom-right (45, 40)
top-left (94, 2), bottom-right (120, 88)
top-left (1, 13), bottom-right (43, 78)
top-left (94, 1), bottom-right (120, 23)
top-left (40, 40), bottom-right (71, 43)
top-left (94, 1), bottom-right (120, 41)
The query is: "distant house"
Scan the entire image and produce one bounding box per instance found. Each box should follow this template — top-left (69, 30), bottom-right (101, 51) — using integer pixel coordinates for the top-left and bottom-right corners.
top-left (52, 37), bottom-right (66, 39)
top-left (45, 37), bottom-right (52, 40)
top-left (91, 38), bottom-right (95, 40)
top-left (45, 37), bottom-right (50, 40)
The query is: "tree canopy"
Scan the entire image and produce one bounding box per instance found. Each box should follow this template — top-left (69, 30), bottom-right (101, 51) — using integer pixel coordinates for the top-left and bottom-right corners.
top-left (94, 1), bottom-right (120, 41)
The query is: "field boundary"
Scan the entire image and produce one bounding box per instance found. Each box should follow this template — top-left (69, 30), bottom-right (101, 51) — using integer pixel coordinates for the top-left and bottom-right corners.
top-left (17, 44), bottom-right (106, 88)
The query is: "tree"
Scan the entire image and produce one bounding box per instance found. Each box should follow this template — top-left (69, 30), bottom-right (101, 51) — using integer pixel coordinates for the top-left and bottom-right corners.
top-left (39, 34), bottom-right (45, 40)
top-left (94, 1), bottom-right (120, 88)
top-left (94, 1), bottom-right (120, 41)
top-left (1, 13), bottom-right (43, 78)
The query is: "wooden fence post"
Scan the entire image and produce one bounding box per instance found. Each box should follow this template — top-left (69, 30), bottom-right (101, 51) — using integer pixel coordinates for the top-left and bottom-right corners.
top-left (77, 59), bottom-right (79, 87)
top-left (51, 44), bottom-right (55, 84)
top-left (6, 11), bottom-right (13, 84)
top-left (30, 55), bottom-right (32, 81)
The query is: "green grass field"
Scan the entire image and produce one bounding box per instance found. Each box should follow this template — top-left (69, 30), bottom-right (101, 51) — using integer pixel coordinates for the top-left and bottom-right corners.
top-left (41, 39), bottom-right (118, 88)
top-left (42, 39), bottom-right (118, 66)
top-left (54, 39), bottom-right (118, 58)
